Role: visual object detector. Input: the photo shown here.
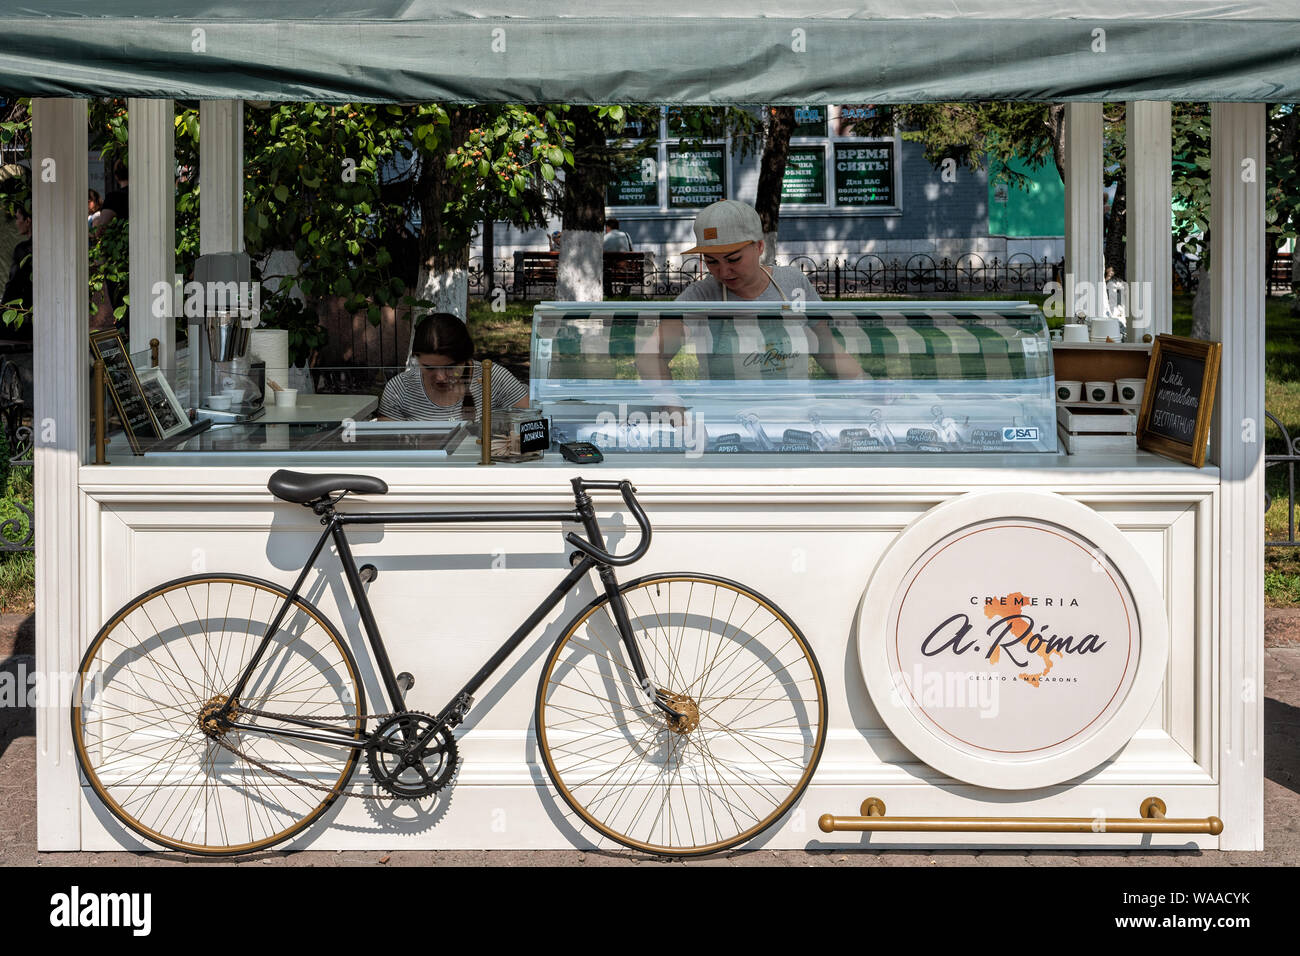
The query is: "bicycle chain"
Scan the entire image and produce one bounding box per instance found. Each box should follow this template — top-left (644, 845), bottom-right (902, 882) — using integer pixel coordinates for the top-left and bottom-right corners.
top-left (211, 704), bottom-right (447, 802)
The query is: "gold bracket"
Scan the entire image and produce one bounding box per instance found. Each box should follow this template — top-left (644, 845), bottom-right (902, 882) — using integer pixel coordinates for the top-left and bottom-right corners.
top-left (478, 358), bottom-right (494, 466)
top-left (93, 358), bottom-right (108, 465)
top-left (818, 796), bottom-right (1222, 835)
top-left (149, 337), bottom-right (160, 368)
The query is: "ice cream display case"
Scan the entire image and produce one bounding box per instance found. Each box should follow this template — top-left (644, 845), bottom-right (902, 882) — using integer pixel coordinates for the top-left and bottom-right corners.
top-left (530, 301), bottom-right (1057, 455)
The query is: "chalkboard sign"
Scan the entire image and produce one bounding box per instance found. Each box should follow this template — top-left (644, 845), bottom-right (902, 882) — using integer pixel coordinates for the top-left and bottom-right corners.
top-left (1136, 335), bottom-right (1221, 467)
top-left (518, 417), bottom-right (550, 453)
top-left (90, 329), bottom-right (158, 454)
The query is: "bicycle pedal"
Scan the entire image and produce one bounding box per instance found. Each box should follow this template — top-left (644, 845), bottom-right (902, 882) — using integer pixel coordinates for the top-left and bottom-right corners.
top-left (396, 672), bottom-right (415, 695)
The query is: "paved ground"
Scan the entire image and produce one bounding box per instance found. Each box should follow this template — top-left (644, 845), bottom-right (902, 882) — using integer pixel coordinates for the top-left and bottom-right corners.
top-left (1, 611), bottom-right (1295, 867)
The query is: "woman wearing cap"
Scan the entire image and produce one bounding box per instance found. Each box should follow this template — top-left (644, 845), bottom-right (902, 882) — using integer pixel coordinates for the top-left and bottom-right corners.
top-left (676, 200), bottom-right (819, 303)
top-left (638, 200), bottom-right (861, 383)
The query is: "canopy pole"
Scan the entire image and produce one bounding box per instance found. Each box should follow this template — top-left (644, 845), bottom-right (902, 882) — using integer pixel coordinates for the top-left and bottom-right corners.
top-left (200, 100), bottom-right (244, 255)
top-left (32, 97), bottom-right (89, 851)
top-left (128, 98), bottom-right (176, 370)
top-left (1064, 103), bottom-right (1104, 318)
top-left (1125, 101), bottom-right (1172, 339)
top-left (1210, 102), bottom-right (1265, 851)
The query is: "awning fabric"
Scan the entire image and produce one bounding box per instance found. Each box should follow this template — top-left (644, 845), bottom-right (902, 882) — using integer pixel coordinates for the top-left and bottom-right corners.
top-left (0, 1), bottom-right (1297, 103)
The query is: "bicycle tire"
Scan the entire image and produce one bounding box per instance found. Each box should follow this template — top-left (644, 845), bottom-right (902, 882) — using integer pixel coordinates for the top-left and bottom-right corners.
top-left (535, 573), bottom-right (827, 855)
top-left (72, 573), bottom-right (365, 855)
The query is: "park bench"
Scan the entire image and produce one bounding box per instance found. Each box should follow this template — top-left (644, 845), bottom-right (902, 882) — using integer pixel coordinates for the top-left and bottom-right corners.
top-left (511, 250), bottom-right (650, 297)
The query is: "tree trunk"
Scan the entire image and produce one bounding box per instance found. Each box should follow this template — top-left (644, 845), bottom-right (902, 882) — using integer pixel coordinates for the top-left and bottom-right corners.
top-left (1292, 250), bottom-right (1300, 316)
top-left (755, 107), bottom-right (795, 268)
top-left (559, 108), bottom-right (610, 301)
top-left (482, 217), bottom-right (495, 299)
top-left (1105, 174), bottom-right (1127, 278)
top-left (1046, 104), bottom-right (1068, 183)
top-left (1192, 262), bottom-right (1212, 340)
top-left (415, 107), bottom-right (477, 320)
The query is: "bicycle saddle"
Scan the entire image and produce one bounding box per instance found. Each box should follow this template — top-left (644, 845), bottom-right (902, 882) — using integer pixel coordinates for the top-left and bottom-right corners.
top-left (267, 469), bottom-right (389, 503)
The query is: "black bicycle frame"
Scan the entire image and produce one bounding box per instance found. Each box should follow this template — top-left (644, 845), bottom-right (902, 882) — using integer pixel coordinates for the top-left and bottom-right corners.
top-left (220, 482), bottom-right (665, 752)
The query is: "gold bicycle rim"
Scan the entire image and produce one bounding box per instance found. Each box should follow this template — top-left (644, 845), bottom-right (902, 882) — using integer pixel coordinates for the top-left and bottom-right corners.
top-left (536, 574), bottom-right (827, 856)
top-left (72, 575), bottom-right (363, 855)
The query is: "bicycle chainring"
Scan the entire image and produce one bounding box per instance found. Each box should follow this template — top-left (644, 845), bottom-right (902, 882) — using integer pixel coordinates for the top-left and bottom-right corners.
top-left (365, 712), bottom-right (459, 799)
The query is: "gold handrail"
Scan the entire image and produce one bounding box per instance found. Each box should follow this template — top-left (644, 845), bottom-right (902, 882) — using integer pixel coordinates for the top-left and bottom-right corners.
top-left (818, 797), bottom-right (1223, 836)
top-left (93, 358), bottom-right (107, 465)
top-left (478, 358), bottom-right (494, 466)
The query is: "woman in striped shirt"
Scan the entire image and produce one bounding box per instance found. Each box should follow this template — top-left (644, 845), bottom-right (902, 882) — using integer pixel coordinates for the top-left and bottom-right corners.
top-left (378, 312), bottom-right (529, 421)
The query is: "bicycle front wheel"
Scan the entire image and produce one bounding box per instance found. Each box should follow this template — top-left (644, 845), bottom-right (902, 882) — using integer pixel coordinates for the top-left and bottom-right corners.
top-left (536, 573), bottom-right (827, 855)
top-left (72, 574), bottom-right (365, 855)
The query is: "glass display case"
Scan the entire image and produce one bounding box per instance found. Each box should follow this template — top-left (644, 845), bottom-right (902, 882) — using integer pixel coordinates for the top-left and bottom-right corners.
top-left (531, 301), bottom-right (1057, 455)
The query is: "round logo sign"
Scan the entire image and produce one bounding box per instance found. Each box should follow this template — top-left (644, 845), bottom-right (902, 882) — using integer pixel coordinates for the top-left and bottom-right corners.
top-left (857, 492), bottom-right (1168, 789)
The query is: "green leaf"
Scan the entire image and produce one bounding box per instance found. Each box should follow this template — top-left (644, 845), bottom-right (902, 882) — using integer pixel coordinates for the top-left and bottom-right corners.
top-left (541, 163), bottom-right (555, 182)
top-left (274, 185), bottom-right (289, 201)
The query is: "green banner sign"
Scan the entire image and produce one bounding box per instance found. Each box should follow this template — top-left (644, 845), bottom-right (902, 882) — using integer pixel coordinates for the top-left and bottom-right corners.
top-left (834, 142), bottom-right (894, 206)
top-left (668, 146), bottom-right (726, 208)
top-left (781, 147), bottom-right (826, 205)
top-left (607, 156), bottom-right (659, 206)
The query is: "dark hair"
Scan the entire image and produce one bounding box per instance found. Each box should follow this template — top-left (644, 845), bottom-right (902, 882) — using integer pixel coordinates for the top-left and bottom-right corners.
top-left (112, 160), bottom-right (128, 183)
top-left (88, 189), bottom-right (101, 205)
top-left (606, 217), bottom-right (620, 229)
top-left (412, 312), bottom-right (474, 362)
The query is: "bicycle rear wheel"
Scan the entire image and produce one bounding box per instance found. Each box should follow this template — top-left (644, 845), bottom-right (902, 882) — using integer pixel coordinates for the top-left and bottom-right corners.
top-left (536, 573), bottom-right (827, 855)
top-left (72, 574), bottom-right (365, 855)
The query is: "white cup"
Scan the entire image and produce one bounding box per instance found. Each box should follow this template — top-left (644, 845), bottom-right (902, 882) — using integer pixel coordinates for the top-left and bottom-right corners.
top-left (1089, 317), bottom-right (1121, 341)
top-left (1062, 324), bottom-right (1089, 343)
top-left (1086, 381), bottom-right (1114, 404)
top-left (207, 395), bottom-right (231, 411)
top-left (1116, 377), bottom-right (1146, 406)
top-left (276, 388), bottom-right (298, 408)
top-left (222, 387), bottom-right (244, 404)
top-left (1056, 380), bottom-right (1082, 403)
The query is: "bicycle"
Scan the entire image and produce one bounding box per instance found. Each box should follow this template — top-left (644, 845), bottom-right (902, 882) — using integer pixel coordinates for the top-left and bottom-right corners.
top-left (72, 470), bottom-right (828, 856)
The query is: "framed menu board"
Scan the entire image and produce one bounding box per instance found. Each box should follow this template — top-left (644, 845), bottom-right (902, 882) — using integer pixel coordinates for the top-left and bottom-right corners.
top-left (90, 329), bottom-right (158, 454)
top-left (1136, 334), bottom-right (1221, 467)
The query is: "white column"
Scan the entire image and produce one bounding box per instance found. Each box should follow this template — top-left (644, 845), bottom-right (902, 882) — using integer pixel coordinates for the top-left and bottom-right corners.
top-left (1125, 101), bottom-right (1173, 339)
top-left (1064, 103), bottom-right (1105, 317)
top-left (199, 99), bottom-right (244, 254)
top-left (1210, 102), bottom-right (1265, 851)
top-left (32, 98), bottom-right (88, 850)
top-left (128, 99), bottom-right (176, 371)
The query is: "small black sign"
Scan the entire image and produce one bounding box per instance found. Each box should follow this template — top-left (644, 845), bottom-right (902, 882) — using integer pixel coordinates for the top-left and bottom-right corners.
top-left (518, 417), bottom-right (550, 453)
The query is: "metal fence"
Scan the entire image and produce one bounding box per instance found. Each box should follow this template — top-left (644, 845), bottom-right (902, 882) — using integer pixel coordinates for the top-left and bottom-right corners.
top-left (1267, 410), bottom-right (1299, 548)
top-left (0, 423), bottom-right (33, 554)
top-left (469, 252), bottom-right (1066, 300)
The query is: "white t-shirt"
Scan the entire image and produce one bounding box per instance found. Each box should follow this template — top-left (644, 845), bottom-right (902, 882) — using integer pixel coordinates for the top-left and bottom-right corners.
top-left (378, 361), bottom-right (528, 421)
top-left (675, 265), bottom-right (821, 303)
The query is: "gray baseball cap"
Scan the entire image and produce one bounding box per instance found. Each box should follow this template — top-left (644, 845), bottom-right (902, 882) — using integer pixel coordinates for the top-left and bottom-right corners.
top-left (684, 200), bottom-right (762, 255)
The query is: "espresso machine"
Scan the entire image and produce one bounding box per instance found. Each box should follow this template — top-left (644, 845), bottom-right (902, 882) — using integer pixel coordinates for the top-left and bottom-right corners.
top-left (189, 252), bottom-right (266, 424)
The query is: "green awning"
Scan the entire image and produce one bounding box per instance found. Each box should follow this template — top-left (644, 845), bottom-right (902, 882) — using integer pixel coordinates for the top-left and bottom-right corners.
top-left (0, 1), bottom-right (1297, 103)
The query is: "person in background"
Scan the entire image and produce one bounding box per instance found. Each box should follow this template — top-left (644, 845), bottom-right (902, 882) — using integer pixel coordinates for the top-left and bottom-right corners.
top-left (548, 230), bottom-right (562, 252)
top-left (87, 188), bottom-right (102, 228)
top-left (603, 217), bottom-right (633, 252)
top-left (92, 160), bottom-right (128, 235)
top-left (3, 205), bottom-right (32, 338)
top-left (378, 312), bottom-right (528, 421)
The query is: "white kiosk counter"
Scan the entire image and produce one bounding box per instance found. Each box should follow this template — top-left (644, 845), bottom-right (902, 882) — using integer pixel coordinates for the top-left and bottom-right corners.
top-left (64, 303), bottom-right (1227, 852)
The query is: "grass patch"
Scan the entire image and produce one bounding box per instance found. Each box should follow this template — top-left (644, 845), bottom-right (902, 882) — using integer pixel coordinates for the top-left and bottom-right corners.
top-left (0, 463), bottom-right (34, 614)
